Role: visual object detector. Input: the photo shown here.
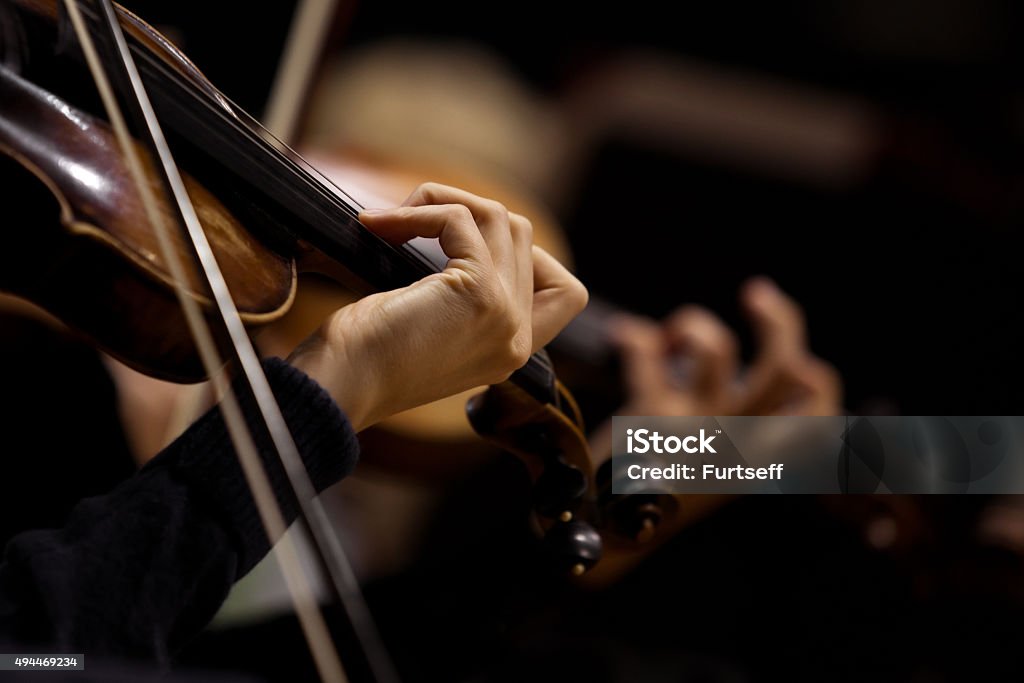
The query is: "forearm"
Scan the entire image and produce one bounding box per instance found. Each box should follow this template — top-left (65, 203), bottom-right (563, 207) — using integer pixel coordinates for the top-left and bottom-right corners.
top-left (0, 358), bottom-right (358, 665)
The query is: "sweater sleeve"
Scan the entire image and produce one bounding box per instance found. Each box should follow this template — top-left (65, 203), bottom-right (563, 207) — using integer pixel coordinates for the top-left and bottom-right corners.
top-left (0, 357), bottom-right (359, 665)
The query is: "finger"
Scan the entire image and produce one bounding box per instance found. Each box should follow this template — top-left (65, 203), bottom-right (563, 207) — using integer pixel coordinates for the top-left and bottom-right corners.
top-left (663, 305), bottom-right (739, 412)
top-left (738, 355), bottom-right (841, 415)
top-left (509, 212), bottom-right (535, 323)
top-left (401, 183), bottom-right (517, 294)
top-left (792, 357), bottom-right (843, 415)
top-left (608, 313), bottom-right (671, 401)
top-left (359, 204), bottom-right (490, 274)
top-left (741, 277), bottom-right (807, 362)
top-left (530, 245), bottom-right (587, 350)
top-left (736, 361), bottom-right (793, 415)
top-left (740, 277), bottom-right (810, 409)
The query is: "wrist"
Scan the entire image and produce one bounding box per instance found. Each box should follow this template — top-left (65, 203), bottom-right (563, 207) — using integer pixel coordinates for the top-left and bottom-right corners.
top-left (287, 334), bottom-right (376, 433)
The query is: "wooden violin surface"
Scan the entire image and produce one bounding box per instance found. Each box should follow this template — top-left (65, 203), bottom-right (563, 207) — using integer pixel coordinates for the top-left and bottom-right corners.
top-left (0, 66), bottom-right (295, 381)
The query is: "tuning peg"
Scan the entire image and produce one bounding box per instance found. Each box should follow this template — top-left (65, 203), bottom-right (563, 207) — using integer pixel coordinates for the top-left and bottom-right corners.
top-left (542, 519), bottom-right (603, 577)
top-left (532, 461), bottom-right (587, 518)
top-left (606, 495), bottom-right (666, 544)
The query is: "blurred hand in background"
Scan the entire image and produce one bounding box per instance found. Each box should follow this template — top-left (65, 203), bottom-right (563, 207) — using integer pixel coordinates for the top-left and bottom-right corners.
top-left (614, 277), bottom-right (840, 416)
top-left (590, 277), bottom-right (841, 460)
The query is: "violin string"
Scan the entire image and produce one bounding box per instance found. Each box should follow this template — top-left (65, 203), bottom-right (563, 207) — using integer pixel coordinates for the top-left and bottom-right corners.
top-left (63, 1), bottom-right (355, 682)
top-left (83, 9), bottom-right (366, 229)
top-left (124, 40), bottom-right (366, 222)
top-left (92, 17), bottom-right (458, 281)
top-left (79, 3), bottom-right (403, 681)
top-left (70, 7), bottom-right (378, 284)
top-left (120, 44), bottom-right (448, 292)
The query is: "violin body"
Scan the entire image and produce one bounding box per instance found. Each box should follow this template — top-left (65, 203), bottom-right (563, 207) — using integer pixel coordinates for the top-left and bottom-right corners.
top-left (0, 66), bottom-right (295, 380)
top-left (1, 0), bottom-right (303, 380)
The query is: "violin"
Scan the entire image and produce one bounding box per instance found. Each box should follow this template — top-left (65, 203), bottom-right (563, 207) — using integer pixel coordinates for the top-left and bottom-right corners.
top-left (0, 0), bottom-right (681, 590)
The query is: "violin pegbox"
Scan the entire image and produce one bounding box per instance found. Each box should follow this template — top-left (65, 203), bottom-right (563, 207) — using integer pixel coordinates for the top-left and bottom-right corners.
top-left (467, 379), bottom-right (604, 577)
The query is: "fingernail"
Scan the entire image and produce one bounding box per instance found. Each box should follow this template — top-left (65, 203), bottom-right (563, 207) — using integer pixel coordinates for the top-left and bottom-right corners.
top-left (360, 208), bottom-right (390, 216)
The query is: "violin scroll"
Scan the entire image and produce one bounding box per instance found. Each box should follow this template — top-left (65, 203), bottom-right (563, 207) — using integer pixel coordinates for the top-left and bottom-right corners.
top-left (467, 377), bottom-right (604, 576)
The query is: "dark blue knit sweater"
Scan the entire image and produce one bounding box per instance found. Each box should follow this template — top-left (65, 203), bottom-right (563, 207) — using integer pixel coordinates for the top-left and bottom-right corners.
top-left (0, 357), bottom-right (358, 675)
